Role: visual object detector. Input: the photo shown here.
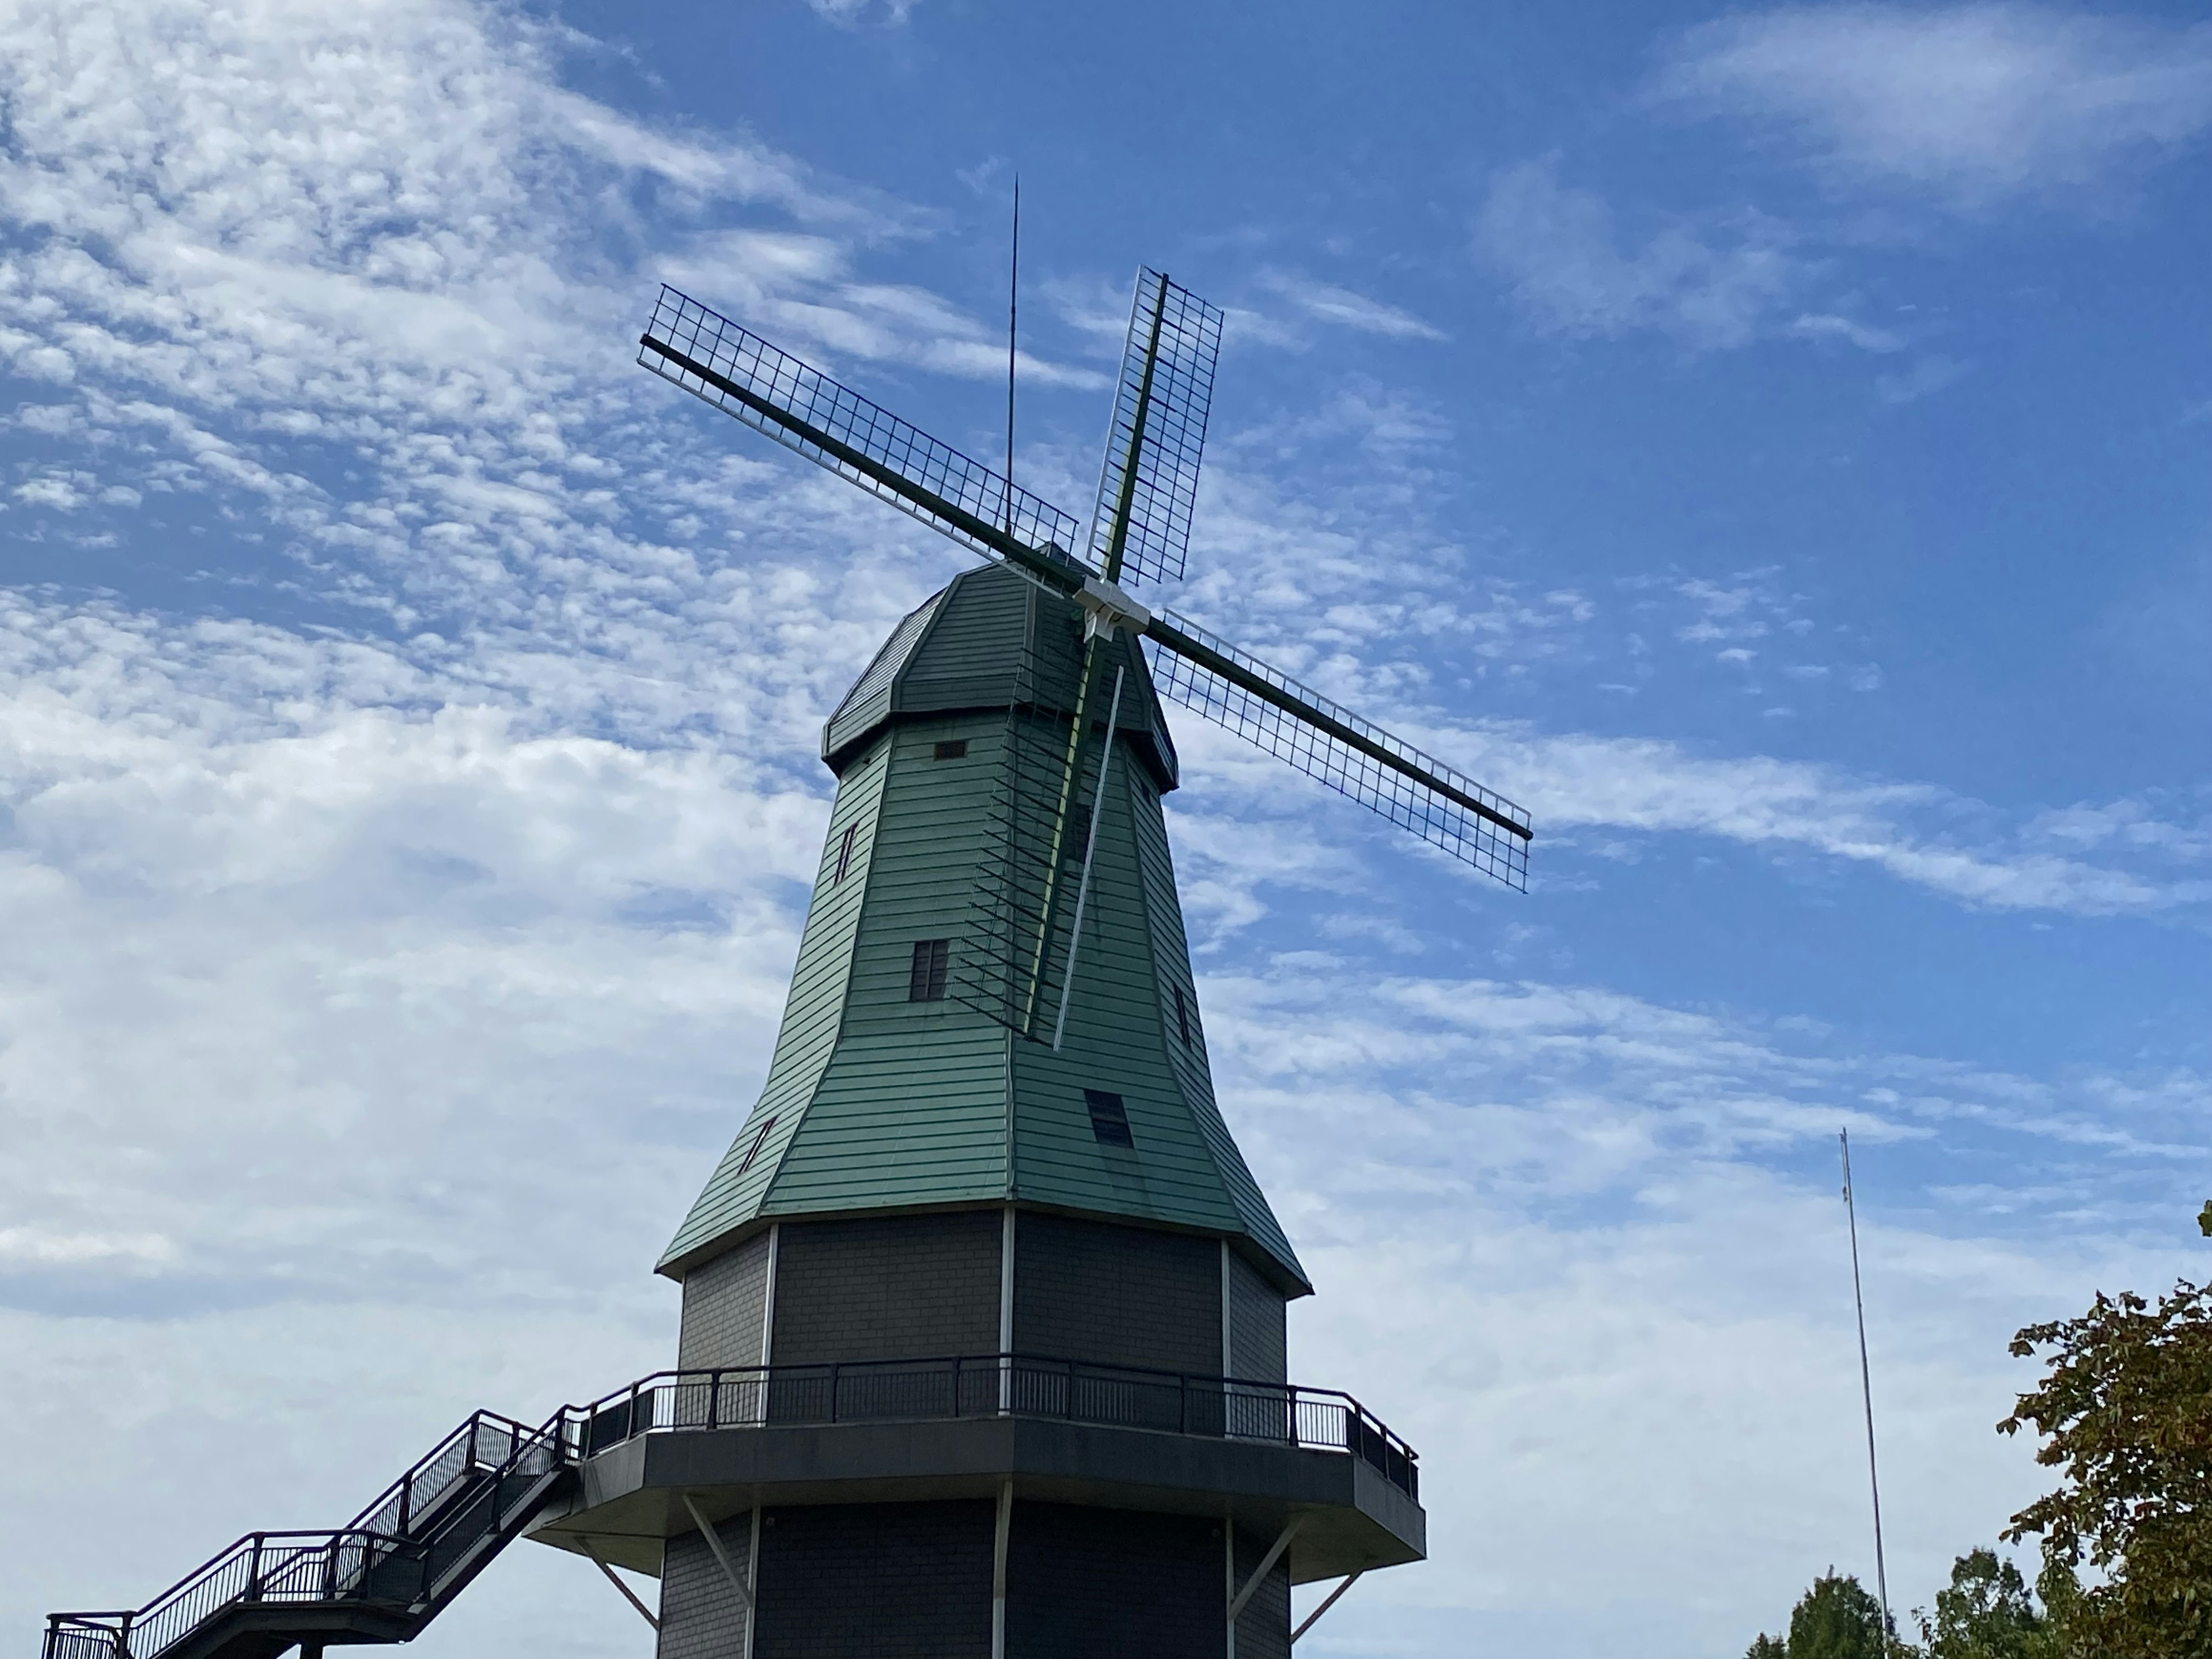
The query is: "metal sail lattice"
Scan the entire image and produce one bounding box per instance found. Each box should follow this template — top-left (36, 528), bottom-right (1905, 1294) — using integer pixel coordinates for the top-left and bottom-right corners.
top-left (1088, 270), bottom-right (1222, 587)
top-left (1146, 611), bottom-right (1532, 891)
top-left (639, 286), bottom-right (1090, 574)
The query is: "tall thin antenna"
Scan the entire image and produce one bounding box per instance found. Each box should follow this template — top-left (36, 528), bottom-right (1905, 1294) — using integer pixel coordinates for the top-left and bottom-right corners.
top-left (1840, 1128), bottom-right (1893, 1647)
top-left (1003, 175), bottom-right (1019, 535)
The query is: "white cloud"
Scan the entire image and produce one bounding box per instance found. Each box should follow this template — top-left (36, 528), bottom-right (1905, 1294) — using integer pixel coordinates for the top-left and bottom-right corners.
top-left (1475, 159), bottom-right (1804, 349)
top-left (806, 0), bottom-right (919, 25)
top-left (1877, 353), bottom-right (1972, 403)
top-left (1657, 3), bottom-right (2212, 204)
top-left (1256, 268), bottom-right (1448, 340)
top-left (0, 6), bottom-right (2199, 1659)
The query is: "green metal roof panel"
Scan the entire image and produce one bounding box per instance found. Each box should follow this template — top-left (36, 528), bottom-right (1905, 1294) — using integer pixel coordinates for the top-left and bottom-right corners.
top-left (1127, 760), bottom-right (1309, 1290)
top-left (662, 575), bottom-right (1301, 1290)
top-left (657, 737), bottom-right (891, 1272)
top-left (823, 565), bottom-right (1177, 789)
top-left (822, 588), bottom-right (946, 766)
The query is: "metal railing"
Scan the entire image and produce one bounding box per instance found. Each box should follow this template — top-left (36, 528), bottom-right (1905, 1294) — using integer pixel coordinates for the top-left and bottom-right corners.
top-left (45, 1357), bottom-right (1418, 1659)
top-left (574, 1354), bottom-right (1419, 1500)
top-left (44, 1411), bottom-right (565, 1659)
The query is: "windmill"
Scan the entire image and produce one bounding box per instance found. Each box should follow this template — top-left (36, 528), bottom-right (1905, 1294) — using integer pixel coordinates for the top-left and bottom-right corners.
top-left (39, 270), bottom-right (1528, 1659)
top-left (636, 272), bottom-right (1531, 1056)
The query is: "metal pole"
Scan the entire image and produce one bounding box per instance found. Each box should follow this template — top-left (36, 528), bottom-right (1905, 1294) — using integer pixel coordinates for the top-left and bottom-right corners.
top-left (1050, 664), bottom-right (1126, 1050)
top-left (1840, 1130), bottom-right (1893, 1646)
top-left (1003, 176), bottom-right (1018, 535)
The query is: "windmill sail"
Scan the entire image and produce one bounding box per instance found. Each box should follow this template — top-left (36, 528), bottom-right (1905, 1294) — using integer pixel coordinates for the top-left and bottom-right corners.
top-left (1146, 610), bottom-right (1532, 891)
top-left (1088, 270), bottom-right (1222, 587)
top-left (635, 279), bottom-right (1534, 896)
top-left (638, 286), bottom-right (1090, 576)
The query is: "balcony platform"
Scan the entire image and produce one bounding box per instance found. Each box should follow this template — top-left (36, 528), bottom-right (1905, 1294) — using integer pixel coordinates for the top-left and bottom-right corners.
top-left (526, 1412), bottom-right (1424, 1586)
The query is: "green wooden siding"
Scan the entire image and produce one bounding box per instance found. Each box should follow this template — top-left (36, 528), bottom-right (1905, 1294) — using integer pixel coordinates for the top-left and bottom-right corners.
top-left (659, 569), bottom-right (1305, 1293)
top-left (658, 736), bottom-right (892, 1272)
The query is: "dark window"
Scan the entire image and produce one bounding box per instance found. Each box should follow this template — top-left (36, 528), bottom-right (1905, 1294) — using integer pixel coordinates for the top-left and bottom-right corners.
top-left (933, 738), bottom-right (968, 760)
top-left (734, 1115), bottom-right (777, 1177)
top-left (833, 823), bottom-right (858, 884)
top-left (908, 938), bottom-right (950, 1002)
top-left (1084, 1089), bottom-right (1133, 1147)
top-left (1174, 986), bottom-right (1191, 1047)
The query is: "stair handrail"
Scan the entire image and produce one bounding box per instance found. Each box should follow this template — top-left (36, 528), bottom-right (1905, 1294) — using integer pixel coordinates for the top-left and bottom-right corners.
top-left (44, 1403), bottom-right (575, 1659)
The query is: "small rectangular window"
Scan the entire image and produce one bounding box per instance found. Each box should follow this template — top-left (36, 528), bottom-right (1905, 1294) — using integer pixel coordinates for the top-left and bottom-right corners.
top-left (734, 1115), bottom-right (777, 1177)
top-left (933, 739), bottom-right (967, 760)
top-left (1084, 1088), bottom-right (1133, 1147)
top-left (1174, 986), bottom-right (1191, 1047)
top-left (908, 938), bottom-right (950, 1002)
top-left (833, 823), bottom-right (858, 884)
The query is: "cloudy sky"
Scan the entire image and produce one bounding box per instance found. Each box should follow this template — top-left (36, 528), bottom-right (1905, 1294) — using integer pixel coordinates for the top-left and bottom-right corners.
top-left (2, 1), bottom-right (2207, 1654)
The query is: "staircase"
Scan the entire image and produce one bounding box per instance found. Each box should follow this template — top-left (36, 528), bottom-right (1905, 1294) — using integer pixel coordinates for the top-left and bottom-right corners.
top-left (44, 1412), bottom-right (574, 1659)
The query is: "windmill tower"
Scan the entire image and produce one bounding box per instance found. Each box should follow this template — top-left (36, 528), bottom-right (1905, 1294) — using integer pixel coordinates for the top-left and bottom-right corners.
top-left (528, 275), bottom-right (1529, 1655)
top-left (40, 273), bottom-right (1529, 1659)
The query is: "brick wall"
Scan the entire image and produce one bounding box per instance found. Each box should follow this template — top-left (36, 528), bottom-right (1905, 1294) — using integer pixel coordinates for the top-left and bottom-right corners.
top-left (752, 1501), bottom-right (993, 1658)
top-left (656, 1512), bottom-right (752, 1659)
top-left (1013, 1213), bottom-right (1221, 1374)
top-left (1226, 1249), bottom-right (1286, 1384)
top-left (679, 1230), bottom-right (771, 1372)
top-left (1005, 1501), bottom-right (1223, 1659)
top-left (770, 1211), bottom-right (1001, 1364)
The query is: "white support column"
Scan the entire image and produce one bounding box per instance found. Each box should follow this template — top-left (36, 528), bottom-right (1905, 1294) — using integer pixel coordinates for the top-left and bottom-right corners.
top-left (1219, 1240), bottom-right (1233, 1376)
top-left (759, 1224), bottom-right (781, 1366)
top-left (741, 1503), bottom-right (763, 1659)
top-left (990, 1478), bottom-right (1014, 1659)
top-left (1224, 1517), bottom-right (1238, 1659)
top-left (757, 1223), bottom-right (780, 1426)
top-left (999, 1206), bottom-right (1016, 1413)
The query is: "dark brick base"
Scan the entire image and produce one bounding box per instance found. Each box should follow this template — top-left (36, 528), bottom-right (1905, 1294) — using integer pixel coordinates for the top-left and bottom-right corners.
top-left (753, 1500), bottom-right (994, 1658)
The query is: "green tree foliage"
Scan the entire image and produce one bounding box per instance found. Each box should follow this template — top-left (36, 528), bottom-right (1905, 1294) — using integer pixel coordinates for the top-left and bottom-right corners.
top-left (1999, 1214), bottom-right (2212, 1658)
top-left (1745, 1571), bottom-right (1902, 1659)
top-left (1916, 1548), bottom-right (2046, 1659)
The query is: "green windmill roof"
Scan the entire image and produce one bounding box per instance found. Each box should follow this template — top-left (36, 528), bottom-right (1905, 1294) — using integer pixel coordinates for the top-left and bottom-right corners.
top-left (661, 564), bottom-right (1307, 1296)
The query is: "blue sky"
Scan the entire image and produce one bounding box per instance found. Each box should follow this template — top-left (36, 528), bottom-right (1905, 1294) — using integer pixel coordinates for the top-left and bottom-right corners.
top-left (1, 2), bottom-right (2206, 1655)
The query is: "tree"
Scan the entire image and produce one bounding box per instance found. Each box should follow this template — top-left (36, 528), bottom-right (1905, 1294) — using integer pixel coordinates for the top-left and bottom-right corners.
top-left (1999, 1214), bottom-right (2212, 1658)
top-left (1917, 1548), bottom-right (2046, 1659)
top-left (1746, 1570), bottom-right (1903, 1659)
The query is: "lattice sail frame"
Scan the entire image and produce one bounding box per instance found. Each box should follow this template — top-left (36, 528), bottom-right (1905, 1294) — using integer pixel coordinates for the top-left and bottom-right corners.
top-left (1147, 611), bottom-right (1532, 891)
top-left (1088, 270), bottom-right (1222, 587)
top-left (635, 280), bottom-right (1533, 893)
top-left (639, 286), bottom-right (1090, 575)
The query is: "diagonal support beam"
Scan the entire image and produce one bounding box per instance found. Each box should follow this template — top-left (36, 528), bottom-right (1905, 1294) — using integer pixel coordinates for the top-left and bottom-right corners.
top-left (1227, 1515), bottom-right (1304, 1624)
top-left (1290, 1570), bottom-right (1365, 1645)
top-left (682, 1493), bottom-right (754, 1613)
top-left (578, 1536), bottom-right (659, 1631)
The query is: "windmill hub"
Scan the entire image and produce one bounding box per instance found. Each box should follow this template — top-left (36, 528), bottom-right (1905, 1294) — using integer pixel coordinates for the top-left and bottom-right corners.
top-left (1076, 574), bottom-right (1152, 641)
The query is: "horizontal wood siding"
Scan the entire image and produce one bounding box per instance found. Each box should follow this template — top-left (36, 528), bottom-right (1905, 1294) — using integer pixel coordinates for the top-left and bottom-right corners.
top-left (763, 717), bottom-right (1010, 1214)
top-left (660, 737), bottom-right (892, 1270)
top-left (1010, 738), bottom-right (1240, 1237)
top-left (1128, 757), bottom-right (1308, 1290)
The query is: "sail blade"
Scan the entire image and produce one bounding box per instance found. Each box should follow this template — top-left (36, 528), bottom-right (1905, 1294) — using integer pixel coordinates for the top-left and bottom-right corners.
top-left (1088, 270), bottom-right (1224, 587)
top-left (638, 285), bottom-right (1091, 582)
top-left (1144, 609), bottom-right (1532, 891)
